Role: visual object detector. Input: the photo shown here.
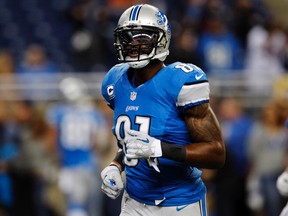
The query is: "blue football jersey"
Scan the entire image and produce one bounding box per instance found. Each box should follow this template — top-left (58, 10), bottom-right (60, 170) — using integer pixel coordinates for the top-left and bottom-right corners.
top-left (46, 104), bottom-right (106, 167)
top-left (102, 62), bottom-right (210, 206)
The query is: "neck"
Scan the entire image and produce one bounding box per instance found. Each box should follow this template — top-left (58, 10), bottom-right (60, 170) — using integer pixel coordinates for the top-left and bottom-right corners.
top-left (133, 61), bottom-right (164, 87)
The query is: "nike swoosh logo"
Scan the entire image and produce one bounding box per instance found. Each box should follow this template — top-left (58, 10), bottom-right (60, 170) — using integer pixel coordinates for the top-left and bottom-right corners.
top-left (138, 138), bottom-right (149, 143)
top-left (176, 205), bottom-right (189, 211)
top-left (195, 74), bottom-right (204, 80)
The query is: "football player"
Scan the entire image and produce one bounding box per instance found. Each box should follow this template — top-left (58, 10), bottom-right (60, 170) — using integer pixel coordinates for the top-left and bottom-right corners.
top-left (46, 77), bottom-right (109, 216)
top-left (100, 4), bottom-right (225, 216)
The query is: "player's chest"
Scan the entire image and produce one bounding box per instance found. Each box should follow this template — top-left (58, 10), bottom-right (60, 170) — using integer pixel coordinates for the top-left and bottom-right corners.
top-left (113, 85), bottom-right (176, 129)
top-left (114, 84), bottom-right (171, 114)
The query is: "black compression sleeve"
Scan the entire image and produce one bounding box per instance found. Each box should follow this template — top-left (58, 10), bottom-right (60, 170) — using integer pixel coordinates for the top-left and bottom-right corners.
top-left (161, 142), bottom-right (186, 163)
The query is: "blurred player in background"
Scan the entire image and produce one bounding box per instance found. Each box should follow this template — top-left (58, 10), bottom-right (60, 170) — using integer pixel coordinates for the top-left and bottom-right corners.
top-left (100, 4), bottom-right (225, 216)
top-left (46, 77), bottom-right (109, 216)
top-left (246, 100), bottom-right (288, 216)
top-left (277, 118), bottom-right (288, 216)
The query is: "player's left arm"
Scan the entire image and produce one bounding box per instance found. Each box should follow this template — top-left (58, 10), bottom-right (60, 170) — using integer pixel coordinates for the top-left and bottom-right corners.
top-left (160, 102), bottom-right (225, 169)
top-left (125, 64), bottom-right (225, 169)
top-left (125, 102), bottom-right (225, 169)
top-left (180, 102), bottom-right (225, 169)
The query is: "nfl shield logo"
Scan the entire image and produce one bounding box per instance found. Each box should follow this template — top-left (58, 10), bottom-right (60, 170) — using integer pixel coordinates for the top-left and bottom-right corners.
top-left (130, 91), bottom-right (137, 101)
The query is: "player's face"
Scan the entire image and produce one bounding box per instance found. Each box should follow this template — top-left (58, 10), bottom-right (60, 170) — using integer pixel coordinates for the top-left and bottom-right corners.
top-left (125, 40), bottom-right (152, 57)
top-left (120, 30), bottom-right (158, 58)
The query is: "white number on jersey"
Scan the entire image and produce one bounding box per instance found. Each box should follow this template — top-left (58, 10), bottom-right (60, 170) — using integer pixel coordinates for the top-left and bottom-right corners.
top-left (115, 115), bottom-right (159, 168)
top-left (175, 63), bottom-right (194, 73)
top-left (61, 114), bottom-right (95, 150)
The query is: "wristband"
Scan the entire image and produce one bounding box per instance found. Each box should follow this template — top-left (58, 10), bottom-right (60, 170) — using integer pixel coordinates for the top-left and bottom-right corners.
top-left (161, 142), bottom-right (186, 163)
top-left (111, 149), bottom-right (125, 172)
top-left (110, 161), bottom-right (123, 173)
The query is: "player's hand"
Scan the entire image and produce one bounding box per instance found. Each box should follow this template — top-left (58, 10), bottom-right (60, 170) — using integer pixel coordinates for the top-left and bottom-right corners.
top-left (125, 129), bottom-right (162, 159)
top-left (277, 171), bottom-right (288, 196)
top-left (101, 165), bottom-right (124, 199)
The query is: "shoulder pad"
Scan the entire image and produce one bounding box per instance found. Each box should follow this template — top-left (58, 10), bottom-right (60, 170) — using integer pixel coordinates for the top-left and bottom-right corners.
top-left (166, 62), bottom-right (208, 83)
top-left (101, 63), bottom-right (129, 109)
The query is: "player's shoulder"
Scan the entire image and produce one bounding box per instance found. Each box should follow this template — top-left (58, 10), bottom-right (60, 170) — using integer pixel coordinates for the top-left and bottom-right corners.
top-left (165, 61), bottom-right (208, 83)
top-left (102, 63), bottom-right (129, 85)
top-left (101, 63), bottom-right (129, 108)
top-left (101, 63), bottom-right (129, 94)
top-left (102, 64), bottom-right (129, 85)
top-left (46, 103), bottom-right (68, 123)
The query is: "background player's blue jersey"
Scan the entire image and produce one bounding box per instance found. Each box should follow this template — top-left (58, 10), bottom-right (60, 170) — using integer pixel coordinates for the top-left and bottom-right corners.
top-left (102, 62), bottom-right (210, 206)
top-left (46, 104), bottom-right (106, 167)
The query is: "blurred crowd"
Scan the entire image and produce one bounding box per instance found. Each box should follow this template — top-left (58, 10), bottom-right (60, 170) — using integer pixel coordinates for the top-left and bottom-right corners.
top-left (0, 0), bottom-right (288, 216)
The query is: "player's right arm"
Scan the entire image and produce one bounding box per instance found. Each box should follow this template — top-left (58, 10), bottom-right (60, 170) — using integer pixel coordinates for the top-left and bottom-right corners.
top-left (101, 148), bottom-right (125, 199)
top-left (100, 65), bottom-right (128, 198)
